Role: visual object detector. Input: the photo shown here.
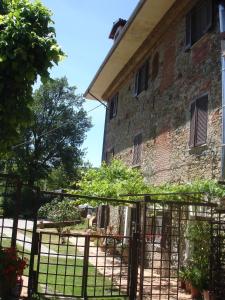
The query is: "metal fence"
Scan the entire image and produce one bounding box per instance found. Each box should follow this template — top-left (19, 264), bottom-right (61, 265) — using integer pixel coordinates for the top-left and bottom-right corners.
top-left (137, 196), bottom-right (216, 300)
top-left (36, 232), bottom-right (134, 299)
top-left (1, 174), bottom-right (225, 299)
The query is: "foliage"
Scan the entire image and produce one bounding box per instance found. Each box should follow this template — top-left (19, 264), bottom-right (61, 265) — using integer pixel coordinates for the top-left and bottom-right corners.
top-left (6, 77), bottom-right (91, 185)
top-left (38, 198), bottom-right (80, 222)
top-left (182, 221), bottom-right (211, 290)
top-left (38, 198), bottom-right (81, 240)
top-left (0, 0), bottom-right (65, 153)
top-left (144, 180), bottom-right (225, 202)
top-left (69, 159), bottom-right (225, 206)
top-left (0, 247), bottom-right (27, 288)
top-left (70, 160), bottom-right (148, 206)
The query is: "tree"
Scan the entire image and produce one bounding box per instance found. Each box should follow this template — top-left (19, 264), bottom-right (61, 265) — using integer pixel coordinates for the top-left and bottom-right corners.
top-left (7, 77), bottom-right (92, 186)
top-left (0, 0), bottom-right (64, 153)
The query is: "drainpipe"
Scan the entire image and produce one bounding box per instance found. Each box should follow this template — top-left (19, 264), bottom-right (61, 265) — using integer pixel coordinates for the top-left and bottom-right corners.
top-left (219, 2), bottom-right (225, 179)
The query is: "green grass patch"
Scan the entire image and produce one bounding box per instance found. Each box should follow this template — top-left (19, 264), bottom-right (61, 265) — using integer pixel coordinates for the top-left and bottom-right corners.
top-left (37, 256), bottom-right (126, 299)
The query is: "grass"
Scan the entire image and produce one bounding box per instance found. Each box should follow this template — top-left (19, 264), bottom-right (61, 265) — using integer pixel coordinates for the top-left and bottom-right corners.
top-left (18, 229), bottom-right (82, 256)
top-left (37, 256), bottom-right (126, 299)
top-left (1, 235), bottom-right (126, 300)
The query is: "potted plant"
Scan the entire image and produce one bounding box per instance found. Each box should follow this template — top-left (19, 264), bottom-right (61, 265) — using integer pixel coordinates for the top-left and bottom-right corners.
top-left (185, 220), bottom-right (212, 299)
top-left (179, 266), bottom-right (189, 290)
top-left (0, 247), bottom-right (27, 300)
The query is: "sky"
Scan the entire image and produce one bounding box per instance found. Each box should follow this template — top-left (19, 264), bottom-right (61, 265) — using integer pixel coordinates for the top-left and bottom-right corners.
top-left (41, 0), bottom-right (138, 167)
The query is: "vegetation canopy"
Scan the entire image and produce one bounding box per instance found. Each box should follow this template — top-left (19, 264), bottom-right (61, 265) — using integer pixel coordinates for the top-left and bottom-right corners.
top-left (0, 0), bottom-right (64, 153)
top-left (69, 159), bottom-right (225, 206)
top-left (69, 159), bottom-right (148, 206)
top-left (6, 77), bottom-right (92, 186)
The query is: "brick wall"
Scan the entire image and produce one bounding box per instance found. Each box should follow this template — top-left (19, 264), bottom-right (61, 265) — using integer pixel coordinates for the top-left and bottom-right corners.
top-left (103, 0), bottom-right (222, 185)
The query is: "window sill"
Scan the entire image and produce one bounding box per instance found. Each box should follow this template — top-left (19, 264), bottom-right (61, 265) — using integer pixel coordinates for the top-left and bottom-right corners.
top-left (133, 89), bottom-right (147, 99)
top-left (185, 32), bottom-right (210, 52)
top-left (132, 164), bottom-right (141, 169)
top-left (189, 143), bottom-right (208, 154)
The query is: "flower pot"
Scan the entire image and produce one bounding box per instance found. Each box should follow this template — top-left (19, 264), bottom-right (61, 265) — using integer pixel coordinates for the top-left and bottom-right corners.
top-left (0, 277), bottom-right (23, 300)
top-left (11, 277), bottom-right (23, 299)
top-left (178, 279), bottom-right (186, 289)
top-left (203, 290), bottom-right (215, 300)
top-left (185, 281), bottom-right (191, 293)
top-left (191, 285), bottom-right (201, 299)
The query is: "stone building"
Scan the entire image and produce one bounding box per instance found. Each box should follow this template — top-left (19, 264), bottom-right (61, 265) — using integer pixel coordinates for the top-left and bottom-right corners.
top-left (85, 0), bottom-right (225, 185)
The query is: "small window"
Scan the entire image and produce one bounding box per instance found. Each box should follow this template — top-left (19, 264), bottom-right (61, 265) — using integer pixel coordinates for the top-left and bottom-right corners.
top-left (132, 133), bottom-right (142, 165)
top-left (189, 95), bottom-right (208, 148)
top-left (134, 61), bottom-right (149, 96)
top-left (109, 94), bottom-right (118, 120)
top-left (186, 0), bottom-right (212, 49)
top-left (105, 148), bottom-right (114, 164)
top-left (152, 52), bottom-right (159, 80)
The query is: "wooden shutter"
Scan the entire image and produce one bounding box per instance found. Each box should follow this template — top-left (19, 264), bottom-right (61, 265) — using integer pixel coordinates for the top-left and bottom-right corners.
top-left (152, 53), bottom-right (159, 79)
top-left (98, 205), bottom-right (109, 229)
top-left (113, 94), bottom-right (118, 118)
top-left (106, 148), bottom-right (114, 164)
top-left (109, 94), bottom-right (118, 119)
top-left (185, 12), bottom-right (192, 49)
top-left (133, 134), bottom-right (142, 165)
top-left (195, 95), bottom-right (208, 146)
top-left (204, 0), bottom-right (213, 33)
top-left (134, 72), bottom-right (139, 96)
top-left (189, 102), bottom-right (196, 148)
top-left (144, 60), bottom-right (149, 90)
top-left (109, 100), bottom-right (114, 120)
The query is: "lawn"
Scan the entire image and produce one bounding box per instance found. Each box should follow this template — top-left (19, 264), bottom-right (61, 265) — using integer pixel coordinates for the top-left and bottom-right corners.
top-left (37, 256), bottom-right (126, 299)
top-left (1, 234), bottom-right (127, 300)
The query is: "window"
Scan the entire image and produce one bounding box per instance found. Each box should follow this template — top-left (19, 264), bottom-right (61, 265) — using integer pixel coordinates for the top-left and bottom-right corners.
top-left (97, 205), bottom-right (110, 229)
top-left (132, 133), bottom-right (142, 165)
top-left (105, 148), bottom-right (114, 164)
top-left (186, 0), bottom-right (212, 49)
top-left (189, 95), bottom-right (208, 148)
top-left (152, 52), bottom-right (159, 80)
top-left (109, 94), bottom-right (118, 120)
top-left (134, 61), bottom-right (149, 96)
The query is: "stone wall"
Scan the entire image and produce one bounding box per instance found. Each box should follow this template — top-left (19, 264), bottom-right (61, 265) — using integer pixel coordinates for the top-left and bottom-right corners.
top-left (103, 0), bottom-right (222, 185)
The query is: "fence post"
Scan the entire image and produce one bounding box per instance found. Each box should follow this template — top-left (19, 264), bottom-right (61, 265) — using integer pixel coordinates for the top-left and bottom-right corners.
top-left (138, 197), bottom-right (148, 300)
top-left (82, 235), bottom-right (90, 299)
top-left (11, 179), bottom-right (21, 248)
top-left (129, 231), bottom-right (139, 300)
top-left (28, 186), bottom-right (39, 298)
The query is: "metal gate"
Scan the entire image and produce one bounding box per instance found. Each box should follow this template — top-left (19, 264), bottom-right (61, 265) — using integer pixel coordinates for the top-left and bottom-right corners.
top-left (1, 174), bottom-right (225, 299)
top-left (137, 195), bottom-right (217, 300)
top-left (35, 231), bottom-right (137, 299)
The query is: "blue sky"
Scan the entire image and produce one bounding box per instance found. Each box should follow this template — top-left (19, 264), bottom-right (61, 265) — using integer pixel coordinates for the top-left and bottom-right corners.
top-left (41, 0), bottom-right (138, 167)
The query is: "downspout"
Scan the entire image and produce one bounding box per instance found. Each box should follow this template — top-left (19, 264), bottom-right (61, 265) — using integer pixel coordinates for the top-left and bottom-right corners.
top-left (85, 90), bottom-right (108, 163)
top-left (101, 108), bottom-right (108, 162)
top-left (219, 2), bottom-right (225, 179)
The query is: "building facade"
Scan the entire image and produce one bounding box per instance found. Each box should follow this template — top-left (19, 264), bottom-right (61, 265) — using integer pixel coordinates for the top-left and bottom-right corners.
top-left (85, 0), bottom-right (225, 185)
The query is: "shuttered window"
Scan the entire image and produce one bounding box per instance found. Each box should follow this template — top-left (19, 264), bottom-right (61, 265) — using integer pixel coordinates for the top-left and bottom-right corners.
top-left (97, 205), bottom-right (110, 229)
top-left (105, 148), bottom-right (114, 164)
top-left (109, 93), bottom-right (118, 120)
top-left (185, 0), bottom-right (212, 49)
top-left (134, 61), bottom-right (149, 96)
top-left (132, 133), bottom-right (142, 165)
top-left (189, 95), bottom-right (208, 148)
